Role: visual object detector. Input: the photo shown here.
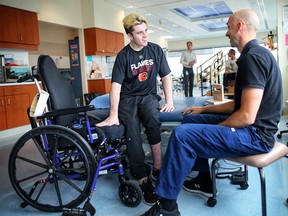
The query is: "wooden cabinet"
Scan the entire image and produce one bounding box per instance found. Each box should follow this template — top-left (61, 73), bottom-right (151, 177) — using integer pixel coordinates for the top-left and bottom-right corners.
top-left (0, 87), bottom-right (6, 130)
top-left (0, 96), bottom-right (6, 130)
top-left (0, 84), bottom-right (39, 130)
top-left (0, 5), bottom-right (39, 50)
top-left (88, 79), bottom-right (111, 95)
top-left (105, 30), bottom-right (117, 53)
top-left (84, 28), bottom-right (124, 56)
top-left (115, 32), bottom-right (124, 53)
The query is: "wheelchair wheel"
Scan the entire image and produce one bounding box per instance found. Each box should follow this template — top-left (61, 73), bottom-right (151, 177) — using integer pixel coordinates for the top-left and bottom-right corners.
top-left (118, 181), bottom-right (142, 207)
top-left (8, 125), bottom-right (96, 212)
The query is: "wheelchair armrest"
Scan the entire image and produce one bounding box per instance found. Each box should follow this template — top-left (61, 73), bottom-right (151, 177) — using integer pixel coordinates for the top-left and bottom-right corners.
top-left (40, 105), bottom-right (95, 119)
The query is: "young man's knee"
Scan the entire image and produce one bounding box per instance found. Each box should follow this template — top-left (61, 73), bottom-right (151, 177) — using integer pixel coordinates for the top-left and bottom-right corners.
top-left (145, 126), bottom-right (161, 145)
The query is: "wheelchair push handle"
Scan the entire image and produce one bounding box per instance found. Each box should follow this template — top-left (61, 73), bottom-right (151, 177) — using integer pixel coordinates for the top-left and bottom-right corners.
top-left (17, 75), bottom-right (35, 83)
top-left (17, 75), bottom-right (42, 95)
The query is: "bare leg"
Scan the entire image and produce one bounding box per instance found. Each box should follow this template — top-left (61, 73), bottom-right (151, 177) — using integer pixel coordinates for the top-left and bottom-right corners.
top-left (139, 142), bottom-right (162, 185)
top-left (151, 142), bottom-right (162, 170)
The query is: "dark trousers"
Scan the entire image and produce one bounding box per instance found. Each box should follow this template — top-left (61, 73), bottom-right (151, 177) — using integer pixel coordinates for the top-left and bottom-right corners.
top-left (118, 94), bottom-right (161, 180)
top-left (223, 72), bottom-right (236, 88)
top-left (183, 67), bottom-right (194, 97)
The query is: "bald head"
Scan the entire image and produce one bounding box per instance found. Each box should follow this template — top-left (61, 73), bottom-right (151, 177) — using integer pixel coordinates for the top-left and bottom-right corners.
top-left (232, 9), bottom-right (259, 33)
top-left (226, 9), bottom-right (259, 52)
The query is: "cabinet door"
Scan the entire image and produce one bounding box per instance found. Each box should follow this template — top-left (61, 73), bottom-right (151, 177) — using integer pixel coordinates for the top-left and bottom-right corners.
top-left (84, 28), bottom-right (96, 55)
top-left (0, 96), bottom-right (7, 130)
top-left (115, 32), bottom-right (124, 53)
top-left (5, 94), bottom-right (30, 129)
top-left (0, 5), bottom-right (19, 43)
top-left (84, 28), bottom-right (107, 55)
top-left (105, 31), bottom-right (117, 54)
top-left (16, 9), bottom-right (39, 45)
top-left (95, 28), bottom-right (107, 53)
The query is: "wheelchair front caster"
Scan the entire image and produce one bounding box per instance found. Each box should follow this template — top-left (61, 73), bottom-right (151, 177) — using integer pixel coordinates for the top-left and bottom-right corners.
top-left (240, 182), bottom-right (249, 190)
top-left (207, 197), bottom-right (217, 207)
top-left (118, 181), bottom-right (142, 207)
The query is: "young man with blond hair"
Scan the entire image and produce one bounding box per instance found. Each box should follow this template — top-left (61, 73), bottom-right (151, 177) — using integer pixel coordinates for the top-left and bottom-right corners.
top-left (97, 13), bottom-right (174, 205)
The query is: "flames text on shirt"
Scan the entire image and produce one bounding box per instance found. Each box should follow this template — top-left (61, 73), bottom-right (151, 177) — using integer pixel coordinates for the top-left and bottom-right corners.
top-left (131, 59), bottom-right (153, 76)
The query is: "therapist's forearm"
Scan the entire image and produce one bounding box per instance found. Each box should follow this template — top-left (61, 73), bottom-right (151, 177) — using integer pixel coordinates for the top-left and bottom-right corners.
top-left (202, 101), bottom-right (234, 114)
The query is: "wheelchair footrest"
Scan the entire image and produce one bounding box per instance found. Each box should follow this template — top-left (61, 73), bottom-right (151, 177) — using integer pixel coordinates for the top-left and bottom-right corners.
top-left (62, 208), bottom-right (87, 216)
top-left (230, 170), bottom-right (246, 185)
top-left (62, 200), bottom-right (96, 216)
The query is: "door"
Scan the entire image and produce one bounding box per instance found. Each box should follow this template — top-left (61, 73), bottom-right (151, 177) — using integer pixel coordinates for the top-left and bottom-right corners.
top-left (5, 94), bottom-right (30, 129)
top-left (0, 5), bottom-right (19, 43)
top-left (0, 96), bottom-right (7, 130)
top-left (16, 9), bottom-right (39, 45)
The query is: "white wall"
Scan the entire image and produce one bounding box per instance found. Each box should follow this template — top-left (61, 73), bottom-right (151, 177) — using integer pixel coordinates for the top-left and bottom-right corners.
top-left (0, 0), bottom-right (39, 12)
top-left (38, 0), bottom-right (83, 28)
top-left (277, 0), bottom-right (288, 113)
top-left (90, 0), bottom-right (124, 33)
top-left (168, 32), bottom-right (269, 51)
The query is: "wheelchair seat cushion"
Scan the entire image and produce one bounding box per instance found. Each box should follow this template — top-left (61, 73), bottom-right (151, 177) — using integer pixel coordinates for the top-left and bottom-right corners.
top-left (99, 124), bottom-right (125, 140)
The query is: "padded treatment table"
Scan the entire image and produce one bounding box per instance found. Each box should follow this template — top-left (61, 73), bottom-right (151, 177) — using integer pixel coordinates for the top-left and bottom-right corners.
top-left (88, 94), bottom-right (213, 125)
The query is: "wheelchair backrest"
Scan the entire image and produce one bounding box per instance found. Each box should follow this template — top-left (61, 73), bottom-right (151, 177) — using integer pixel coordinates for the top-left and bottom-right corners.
top-left (37, 55), bottom-right (78, 125)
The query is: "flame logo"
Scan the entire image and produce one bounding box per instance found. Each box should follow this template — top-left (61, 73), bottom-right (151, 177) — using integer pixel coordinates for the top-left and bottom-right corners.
top-left (138, 72), bottom-right (148, 82)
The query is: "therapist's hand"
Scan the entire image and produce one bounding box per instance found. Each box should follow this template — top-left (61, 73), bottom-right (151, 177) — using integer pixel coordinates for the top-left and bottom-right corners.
top-left (182, 106), bottom-right (203, 115)
top-left (160, 102), bottom-right (174, 112)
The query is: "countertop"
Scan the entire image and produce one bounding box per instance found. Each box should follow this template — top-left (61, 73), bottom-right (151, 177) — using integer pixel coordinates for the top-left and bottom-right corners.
top-left (87, 77), bottom-right (111, 80)
top-left (0, 82), bottom-right (36, 86)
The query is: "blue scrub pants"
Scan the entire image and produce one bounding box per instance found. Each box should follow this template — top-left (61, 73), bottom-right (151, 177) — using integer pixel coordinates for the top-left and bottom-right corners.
top-left (155, 113), bottom-right (272, 199)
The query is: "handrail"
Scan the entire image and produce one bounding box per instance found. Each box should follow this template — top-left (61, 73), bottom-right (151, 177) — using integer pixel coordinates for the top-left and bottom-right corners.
top-left (196, 51), bottom-right (227, 96)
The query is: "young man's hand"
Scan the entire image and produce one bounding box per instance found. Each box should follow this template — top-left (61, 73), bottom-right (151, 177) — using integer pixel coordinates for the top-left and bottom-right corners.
top-left (160, 102), bottom-right (174, 112)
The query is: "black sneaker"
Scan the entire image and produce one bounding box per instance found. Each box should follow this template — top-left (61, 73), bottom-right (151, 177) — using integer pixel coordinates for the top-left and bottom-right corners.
top-left (151, 168), bottom-right (160, 182)
top-left (141, 201), bottom-right (180, 216)
top-left (140, 179), bottom-right (159, 205)
top-left (182, 177), bottom-right (218, 197)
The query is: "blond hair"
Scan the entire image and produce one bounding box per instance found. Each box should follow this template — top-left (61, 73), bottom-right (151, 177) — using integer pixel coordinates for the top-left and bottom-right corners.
top-left (122, 13), bottom-right (148, 34)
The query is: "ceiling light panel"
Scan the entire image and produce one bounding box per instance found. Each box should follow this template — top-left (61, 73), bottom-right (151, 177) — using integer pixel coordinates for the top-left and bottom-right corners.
top-left (172, 1), bottom-right (232, 20)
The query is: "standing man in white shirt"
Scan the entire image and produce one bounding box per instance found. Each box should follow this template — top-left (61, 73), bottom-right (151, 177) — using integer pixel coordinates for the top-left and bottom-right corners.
top-left (180, 41), bottom-right (197, 97)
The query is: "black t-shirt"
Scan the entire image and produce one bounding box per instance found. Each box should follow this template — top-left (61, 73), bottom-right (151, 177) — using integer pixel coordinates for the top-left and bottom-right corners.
top-left (112, 42), bottom-right (171, 96)
top-left (234, 39), bottom-right (283, 147)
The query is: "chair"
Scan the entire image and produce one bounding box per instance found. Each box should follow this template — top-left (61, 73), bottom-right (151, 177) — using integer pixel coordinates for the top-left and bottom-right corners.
top-left (277, 100), bottom-right (288, 146)
top-left (209, 142), bottom-right (288, 216)
top-left (277, 122), bottom-right (288, 146)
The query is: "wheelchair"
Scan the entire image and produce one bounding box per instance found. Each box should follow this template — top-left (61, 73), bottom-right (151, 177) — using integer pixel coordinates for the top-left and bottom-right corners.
top-left (8, 55), bottom-right (142, 215)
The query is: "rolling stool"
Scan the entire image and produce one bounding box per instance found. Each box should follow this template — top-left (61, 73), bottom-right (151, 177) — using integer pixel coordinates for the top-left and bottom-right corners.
top-left (277, 100), bottom-right (288, 147)
top-left (209, 142), bottom-right (288, 216)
